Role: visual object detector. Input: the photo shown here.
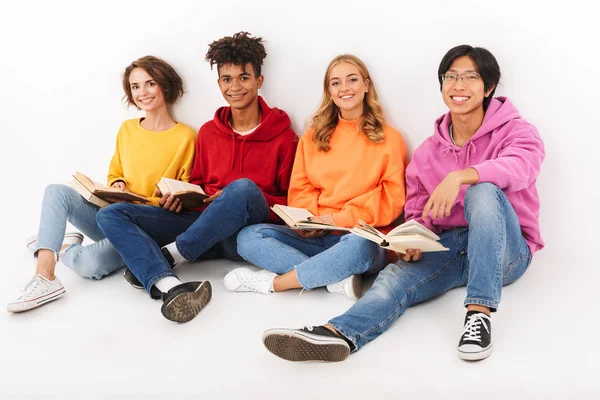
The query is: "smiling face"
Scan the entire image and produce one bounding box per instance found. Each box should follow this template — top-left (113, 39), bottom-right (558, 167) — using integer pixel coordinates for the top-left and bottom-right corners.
top-left (327, 61), bottom-right (370, 120)
top-left (128, 67), bottom-right (167, 112)
top-left (217, 62), bottom-right (263, 111)
top-left (442, 56), bottom-right (494, 118)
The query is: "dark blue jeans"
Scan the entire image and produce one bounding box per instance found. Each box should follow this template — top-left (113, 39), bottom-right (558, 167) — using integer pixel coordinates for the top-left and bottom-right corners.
top-left (96, 178), bottom-right (270, 295)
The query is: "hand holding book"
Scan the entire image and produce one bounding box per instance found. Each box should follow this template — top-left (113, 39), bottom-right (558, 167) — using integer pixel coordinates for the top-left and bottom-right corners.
top-left (155, 178), bottom-right (209, 209)
top-left (400, 249), bottom-right (422, 262)
top-left (350, 219), bottom-right (449, 254)
top-left (69, 172), bottom-right (148, 207)
top-left (104, 181), bottom-right (135, 204)
top-left (154, 189), bottom-right (183, 213)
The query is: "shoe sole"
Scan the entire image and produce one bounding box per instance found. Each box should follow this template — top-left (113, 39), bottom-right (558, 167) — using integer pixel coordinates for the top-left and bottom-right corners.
top-left (458, 344), bottom-right (493, 361)
top-left (7, 287), bottom-right (66, 313)
top-left (262, 329), bottom-right (350, 362)
top-left (161, 281), bottom-right (212, 323)
top-left (123, 269), bottom-right (144, 289)
top-left (26, 232), bottom-right (84, 253)
top-left (349, 275), bottom-right (362, 300)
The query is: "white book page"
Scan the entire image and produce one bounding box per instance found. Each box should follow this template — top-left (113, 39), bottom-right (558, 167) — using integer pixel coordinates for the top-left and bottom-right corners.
top-left (387, 219), bottom-right (440, 241)
top-left (272, 205), bottom-right (314, 223)
top-left (386, 234), bottom-right (449, 253)
top-left (159, 178), bottom-right (205, 194)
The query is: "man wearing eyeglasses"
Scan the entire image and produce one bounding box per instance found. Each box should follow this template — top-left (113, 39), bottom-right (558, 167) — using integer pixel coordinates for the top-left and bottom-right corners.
top-left (260, 44), bottom-right (545, 363)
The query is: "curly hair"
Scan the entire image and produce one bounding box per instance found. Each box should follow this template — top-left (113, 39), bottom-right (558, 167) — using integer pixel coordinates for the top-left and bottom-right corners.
top-left (205, 31), bottom-right (267, 77)
top-left (122, 55), bottom-right (184, 108)
top-left (310, 54), bottom-right (385, 151)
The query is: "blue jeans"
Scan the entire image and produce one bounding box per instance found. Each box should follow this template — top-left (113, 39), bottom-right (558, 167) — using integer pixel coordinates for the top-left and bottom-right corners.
top-left (328, 183), bottom-right (532, 351)
top-left (236, 224), bottom-right (388, 289)
top-left (34, 184), bottom-right (125, 279)
top-left (96, 178), bottom-right (270, 295)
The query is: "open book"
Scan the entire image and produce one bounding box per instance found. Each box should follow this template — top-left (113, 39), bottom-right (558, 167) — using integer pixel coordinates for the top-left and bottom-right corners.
top-left (350, 219), bottom-right (449, 253)
top-left (69, 172), bottom-right (148, 207)
top-left (271, 205), bottom-right (350, 231)
top-left (156, 177), bottom-right (209, 209)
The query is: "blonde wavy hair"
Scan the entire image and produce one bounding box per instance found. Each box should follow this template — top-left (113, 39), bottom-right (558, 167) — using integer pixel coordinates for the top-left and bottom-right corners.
top-left (309, 54), bottom-right (385, 151)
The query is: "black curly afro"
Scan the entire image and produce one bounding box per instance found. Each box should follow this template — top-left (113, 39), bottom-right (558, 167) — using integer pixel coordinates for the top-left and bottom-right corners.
top-left (205, 31), bottom-right (267, 77)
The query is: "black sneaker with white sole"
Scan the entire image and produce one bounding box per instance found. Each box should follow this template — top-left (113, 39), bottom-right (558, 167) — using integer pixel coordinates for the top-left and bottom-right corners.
top-left (123, 247), bottom-right (176, 291)
top-left (262, 326), bottom-right (354, 362)
top-left (160, 281), bottom-right (212, 323)
top-left (457, 310), bottom-right (493, 361)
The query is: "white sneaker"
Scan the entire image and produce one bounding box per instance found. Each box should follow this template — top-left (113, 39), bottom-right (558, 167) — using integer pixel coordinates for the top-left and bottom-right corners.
top-left (26, 232), bottom-right (84, 253)
top-left (223, 268), bottom-right (276, 294)
top-left (7, 275), bottom-right (66, 313)
top-left (326, 275), bottom-right (362, 300)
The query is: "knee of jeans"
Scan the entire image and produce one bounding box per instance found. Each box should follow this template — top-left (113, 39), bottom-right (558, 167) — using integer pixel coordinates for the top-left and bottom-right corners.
top-left (464, 183), bottom-right (502, 213)
top-left (226, 178), bottom-right (259, 195)
top-left (236, 225), bottom-right (263, 256)
top-left (341, 234), bottom-right (379, 255)
top-left (96, 203), bottom-right (128, 225)
top-left (65, 255), bottom-right (108, 280)
top-left (369, 264), bottom-right (405, 302)
top-left (45, 183), bottom-right (74, 202)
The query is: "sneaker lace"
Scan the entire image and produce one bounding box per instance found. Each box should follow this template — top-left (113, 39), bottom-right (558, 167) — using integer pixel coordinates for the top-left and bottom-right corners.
top-left (22, 276), bottom-right (43, 297)
top-left (238, 272), bottom-right (272, 292)
top-left (462, 313), bottom-right (490, 342)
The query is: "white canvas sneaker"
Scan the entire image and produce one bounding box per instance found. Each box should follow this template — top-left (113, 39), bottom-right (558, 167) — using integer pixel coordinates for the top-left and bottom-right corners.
top-left (223, 268), bottom-right (276, 294)
top-left (26, 232), bottom-right (84, 253)
top-left (7, 275), bottom-right (66, 313)
top-left (326, 275), bottom-right (362, 300)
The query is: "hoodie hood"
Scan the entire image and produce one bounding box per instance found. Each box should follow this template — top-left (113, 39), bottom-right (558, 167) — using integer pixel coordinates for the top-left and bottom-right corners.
top-left (434, 96), bottom-right (521, 146)
top-left (212, 96), bottom-right (293, 172)
top-left (432, 97), bottom-right (522, 166)
top-left (213, 96), bottom-right (292, 142)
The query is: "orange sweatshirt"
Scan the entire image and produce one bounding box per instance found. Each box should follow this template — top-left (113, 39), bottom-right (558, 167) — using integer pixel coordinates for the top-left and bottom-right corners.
top-left (288, 118), bottom-right (408, 228)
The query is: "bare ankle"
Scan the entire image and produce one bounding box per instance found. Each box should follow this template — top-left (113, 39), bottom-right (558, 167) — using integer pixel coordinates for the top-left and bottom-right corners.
top-left (467, 304), bottom-right (491, 316)
top-left (323, 324), bottom-right (340, 336)
top-left (36, 250), bottom-right (57, 280)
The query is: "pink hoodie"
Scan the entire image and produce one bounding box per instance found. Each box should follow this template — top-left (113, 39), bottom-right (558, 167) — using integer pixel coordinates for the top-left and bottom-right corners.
top-left (405, 97), bottom-right (545, 255)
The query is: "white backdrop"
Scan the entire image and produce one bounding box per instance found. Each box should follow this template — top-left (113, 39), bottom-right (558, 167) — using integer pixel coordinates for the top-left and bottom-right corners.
top-left (1, 0), bottom-right (599, 398)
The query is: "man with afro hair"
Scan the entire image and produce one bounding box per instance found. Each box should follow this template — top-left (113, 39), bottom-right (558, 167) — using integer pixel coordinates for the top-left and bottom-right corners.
top-left (98, 32), bottom-right (298, 323)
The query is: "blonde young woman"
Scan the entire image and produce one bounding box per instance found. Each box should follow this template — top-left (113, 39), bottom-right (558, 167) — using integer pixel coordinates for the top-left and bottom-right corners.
top-left (224, 54), bottom-right (408, 299)
top-left (8, 56), bottom-right (196, 313)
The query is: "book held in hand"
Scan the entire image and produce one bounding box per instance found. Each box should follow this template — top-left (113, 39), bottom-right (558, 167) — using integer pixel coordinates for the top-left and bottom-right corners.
top-left (350, 219), bottom-right (449, 253)
top-left (156, 177), bottom-right (209, 209)
top-left (270, 205), bottom-right (350, 231)
top-left (69, 172), bottom-right (148, 207)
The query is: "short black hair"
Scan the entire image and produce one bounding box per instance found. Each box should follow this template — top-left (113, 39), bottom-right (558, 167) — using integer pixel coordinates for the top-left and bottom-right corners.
top-left (437, 45), bottom-right (501, 110)
top-left (205, 32), bottom-right (267, 78)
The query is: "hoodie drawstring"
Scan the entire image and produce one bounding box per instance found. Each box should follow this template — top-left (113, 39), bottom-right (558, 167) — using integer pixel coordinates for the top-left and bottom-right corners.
top-left (441, 146), bottom-right (459, 164)
top-left (440, 140), bottom-right (477, 166)
top-left (230, 135), bottom-right (236, 171)
top-left (466, 141), bottom-right (477, 166)
top-left (239, 139), bottom-right (246, 172)
top-left (229, 135), bottom-right (247, 172)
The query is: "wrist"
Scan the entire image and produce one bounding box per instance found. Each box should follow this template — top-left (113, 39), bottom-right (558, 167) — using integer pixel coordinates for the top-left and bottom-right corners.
top-left (451, 168), bottom-right (479, 185)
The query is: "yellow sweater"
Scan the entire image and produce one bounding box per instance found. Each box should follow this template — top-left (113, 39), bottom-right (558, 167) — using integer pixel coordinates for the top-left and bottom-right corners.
top-left (107, 119), bottom-right (197, 206)
top-left (289, 118), bottom-right (408, 228)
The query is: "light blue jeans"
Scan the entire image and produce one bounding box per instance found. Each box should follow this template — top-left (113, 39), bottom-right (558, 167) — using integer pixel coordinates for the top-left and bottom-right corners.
top-left (236, 224), bottom-right (388, 289)
top-left (33, 184), bottom-right (125, 279)
top-left (329, 183), bottom-right (533, 351)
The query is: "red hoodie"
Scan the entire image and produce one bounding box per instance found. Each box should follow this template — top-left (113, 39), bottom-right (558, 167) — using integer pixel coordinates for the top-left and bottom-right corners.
top-left (189, 96), bottom-right (298, 221)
